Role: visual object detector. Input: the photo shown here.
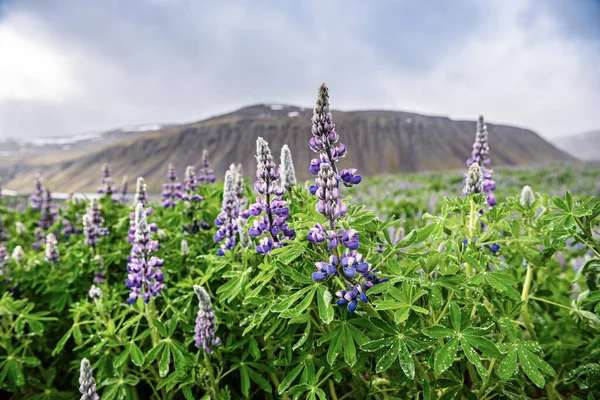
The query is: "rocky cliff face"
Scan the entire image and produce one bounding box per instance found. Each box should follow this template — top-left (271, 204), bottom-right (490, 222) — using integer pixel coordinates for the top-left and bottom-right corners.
top-left (2, 104), bottom-right (575, 192)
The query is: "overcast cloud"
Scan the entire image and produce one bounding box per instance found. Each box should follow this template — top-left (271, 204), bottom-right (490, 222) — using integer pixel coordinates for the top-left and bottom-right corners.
top-left (0, 0), bottom-right (599, 140)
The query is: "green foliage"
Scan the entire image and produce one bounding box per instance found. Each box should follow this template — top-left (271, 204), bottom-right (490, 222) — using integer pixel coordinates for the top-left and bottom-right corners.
top-left (0, 164), bottom-right (599, 399)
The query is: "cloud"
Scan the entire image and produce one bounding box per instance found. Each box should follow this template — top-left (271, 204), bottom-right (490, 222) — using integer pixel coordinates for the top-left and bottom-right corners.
top-left (0, 0), bottom-right (598, 139)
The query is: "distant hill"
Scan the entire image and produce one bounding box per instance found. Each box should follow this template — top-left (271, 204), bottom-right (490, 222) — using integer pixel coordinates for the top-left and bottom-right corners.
top-left (553, 130), bottom-right (600, 161)
top-left (1, 104), bottom-right (575, 193)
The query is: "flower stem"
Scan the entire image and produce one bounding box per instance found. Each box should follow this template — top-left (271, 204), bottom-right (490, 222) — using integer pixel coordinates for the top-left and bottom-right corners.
top-left (520, 264), bottom-right (537, 341)
top-left (204, 352), bottom-right (219, 396)
top-left (145, 300), bottom-right (160, 347)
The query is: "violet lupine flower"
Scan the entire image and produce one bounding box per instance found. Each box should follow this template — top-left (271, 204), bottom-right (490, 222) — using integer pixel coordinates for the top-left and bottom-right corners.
top-left (97, 163), bottom-right (115, 198)
top-left (125, 203), bottom-right (165, 304)
top-left (193, 285), bottom-right (221, 354)
top-left (161, 163), bottom-right (182, 208)
top-left (29, 174), bottom-right (45, 211)
top-left (39, 189), bottom-right (57, 230)
top-left (198, 149), bottom-right (216, 184)
top-left (315, 163), bottom-right (348, 221)
top-left (241, 137), bottom-right (295, 254)
top-left (45, 233), bottom-right (59, 262)
top-left (128, 177), bottom-right (153, 243)
top-left (213, 170), bottom-right (240, 256)
top-left (119, 175), bottom-right (129, 203)
top-left (466, 116), bottom-right (496, 206)
top-left (32, 227), bottom-right (45, 251)
top-left (88, 199), bottom-right (109, 237)
top-left (280, 144), bottom-right (297, 191)
top-left (79, 358), bottom-right (100, 400)
top-left (0, 246), bottom-right (8, 278)
top-left (0, 215), bottom-right (8, 243)
top-left (82, 215), bottom-right (99, 247)
top-left (182, 166), bottom-right (203, 202)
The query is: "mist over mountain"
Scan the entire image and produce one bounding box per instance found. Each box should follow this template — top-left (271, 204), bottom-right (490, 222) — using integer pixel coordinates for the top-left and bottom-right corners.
top-left (552, 130), bottom-right (600, 161)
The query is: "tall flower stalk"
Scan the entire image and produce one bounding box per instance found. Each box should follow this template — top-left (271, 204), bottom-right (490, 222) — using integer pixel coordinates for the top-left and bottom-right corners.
top-left (214, 170), bottom-right (241, 256)
top-left (97, 163), bottom-right (115, 199)
top-left (125, 203), bottom-right (165, 304)
top-left (45, 233), bottom-right (59, 263)
top-left (29, 174), bottom-right (44, 211)
top-left (78, 358), bottom-right (99, 400)
top-left (193, 285), bottom-right (221, 354)
top-left (129, 177), bottom-right (153, 243)
top-left (242, 138), bottom-right (295, 254)
top-left (119, 175), bottom-right (129, 203)
top-left (280, 144), bottom-right (297, 191)
top-left (466, 116), bottom-right (496, 206)
top-left (39, 189), bottom-right (57, 230)
top-left (199, 149), bottom-right (216, 184)
top-left (161, 163), bottom-right (182, 208)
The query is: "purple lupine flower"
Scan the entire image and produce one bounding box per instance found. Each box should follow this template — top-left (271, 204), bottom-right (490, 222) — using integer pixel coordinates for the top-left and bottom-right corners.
top-left (315, 163), bottom-right (348, 220)
top-left (198, 149), bottom-right (216, 184)
top-left (193, 285), bottom-right (221, 354)
top-left (214, 170), bottom-right (240, 255)
top-left (161, 163), bottom-right (182, 209)
top-left (79, 358), bottom-right (100, 400)
top-left (45, 233), bottom-right (59, 263)
top-left (29, 174), bottom-right (45, 211)
top-left (241, 138), bottom-right (295, 254)
top-left (32, 227), bottom-right (45, 251)
top-left (0, 246), bottom-right (8, 279)
top-left (97, 163), bottom-right (115, 198)
top-left (125, 203), bottom-right (165, 304)
top-left (88, 198), bottom-right (109, 237)
top-left (0, 215), bottom-right (8, 243)
top-left (280, 145), bottom-right (297, 191)
top-left (119, 175), bottom-right (129, 203)
top-left (39, 189), bottom-right (57, 230)
top-left (93, 255), bottom-right (105, 284)
top-left (466, 116), bottom-right (496, 206)
top-left (83, 215), bottom-right (99, 247)
top-left (181, 166), bottom-right (203, 202)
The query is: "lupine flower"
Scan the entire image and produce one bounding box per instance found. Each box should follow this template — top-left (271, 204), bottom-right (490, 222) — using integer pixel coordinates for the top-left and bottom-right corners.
top-left (315, 163), bottom-right (348, 220)
top-left (78, 358), bottom-right (100, 400)
top-left (193, 285), bottom-right (221, 354)
top-left (181, 239), bottom-right (189, 255)
top-left (0, 215), bottom-right (8, 243)
top-left (241, 137), bottom-right (295, 254)
top-left (129, 177), bottom-right (152, 243)
top-left (198, 149), bottom-right (216, 184)
top-left (0, 246), bottom-right (8, 277)
top-left (83, 215), bottom-right (99, 247)
top-left (280, 144), bottom-right (297, 190)
top-left (161, 163), bottom-right (182, 208)
top-left (214, 170), bottom-right (240, 255)
top-left (125, 203), bottom-right (165, 304)
top-left (520, 185), bottom-right (535, 208)
top-left (29, 174), bottom-right (45, 211)
top-left (88, 199), bottom-right (109, 237)
top-left (463, 163), bottom-right (483, 195)
top-left (466, 116), bottom-right (496, 206)
top-left (32, 227), bottom-right (45, 251)
top-left (39, 189), bottom-right (57, 230)
top-left (182, 166), bottom-right (203, 202)
top-left (97, 163), bottom-right (115, 198)
top-left (88, 285), bottom-right (102, 299)
top-left (11, 246), bottom-right (24, 263)
top-left (119, 175), bottom-right (129, 203)
top-left (45, 233), bottom-right (59, 262)
top-left (93, 255), bottom-right (105, 284)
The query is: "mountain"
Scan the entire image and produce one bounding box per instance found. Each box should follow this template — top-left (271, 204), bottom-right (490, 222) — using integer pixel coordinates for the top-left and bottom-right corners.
top-left (552, 130), bottom-right (600, 161)
top-left (1, 104), bottom-right (575, 193)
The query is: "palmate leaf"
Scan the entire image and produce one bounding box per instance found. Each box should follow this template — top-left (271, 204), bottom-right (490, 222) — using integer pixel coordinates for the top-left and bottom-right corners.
top-left (434, 337), bottom-right (459, 375)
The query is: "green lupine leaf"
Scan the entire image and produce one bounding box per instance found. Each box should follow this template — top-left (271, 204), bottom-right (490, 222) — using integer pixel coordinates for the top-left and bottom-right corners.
top-left (423, 326), bottom-right (455, 338)
top-left (434, 337), bottom-right (459, 375)
top-left (376, 339), bottom-right (400, 373)
top-left (240, 367), bottom-right (250, 398)
top-left (498, 347), bottom-right (518, 381)
top-left (113, 347), bottom-right (131, 369)
top-left (316, 286), bottom-right (334, 324)
top-left (398, 340), bottom-right (415, 380)
top-left (342, 325), bottom-right (357, 367)
top-left (278, 363), bottom-right (304, 394)
top-left (462, 333), bottom-right (503, 359)
top-left (460, 338), bottom-right (488, 382)
top-left (159, 344), bottom-right (171, 378)
top-left (326, 328), bottom-right (343, 366)
top-left (248, 368), bottom-right (272, 393)
top-left (361, 337), bottom-right (397, 352)
top-left (129, 343), bottom-right (145, 367)
top-left (518, 347), bottom-right (545, 388)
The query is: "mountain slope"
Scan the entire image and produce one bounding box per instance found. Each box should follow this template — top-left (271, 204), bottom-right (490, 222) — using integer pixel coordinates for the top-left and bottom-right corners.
top-left (553, 130), bottom-right (600, 161)
top-left (3, 104), bottom-right (575, 192)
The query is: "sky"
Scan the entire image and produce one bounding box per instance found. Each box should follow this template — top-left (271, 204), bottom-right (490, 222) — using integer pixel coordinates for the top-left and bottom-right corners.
top-left (0, 0), bottom-right (599, 140)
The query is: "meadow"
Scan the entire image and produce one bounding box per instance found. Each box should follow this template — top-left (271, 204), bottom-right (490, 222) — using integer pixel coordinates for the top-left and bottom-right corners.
top-left (0, 84), bottom-right (599, 399)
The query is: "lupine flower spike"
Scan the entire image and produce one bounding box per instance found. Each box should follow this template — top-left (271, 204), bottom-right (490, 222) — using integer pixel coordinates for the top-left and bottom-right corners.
top-left (161, 163), bottom-right (182, 208)
top-left (214, 170), bottom-right (240, 255)
top-left (182, 166), bottom-right (203, 202)
top-left (280, 144), bottom-right (297, 191)
top-left (97, 163), bottom-right (115, 198)
top-left (466, 116), bottom-right (496, 206)
top-left (199, 149), bottom-right (216, 184)
top-left (45, 233), bottom-right (59, 263)
top-left (129, 177), bottom-right (153, 243)
top-left (39, 189), bottom-right (57, 230)
top-left (29, 174), bottom-right (45, 211)
top-left (520, 185), bottom-right (535, 208)
top-left (119, 175), bottom-right (129, 203)
top-left (464, 163), bottom-right (483, 195)
top-left (78, 358), bottom-right (100, 400)
top-left (125, 203), bottom-right (165, 304)
top-left (241, 137), bottom-right (295, 254)
top-left (88, 285), bottom-right (102, 299)
top-left (193, 285), bottom-right (221, 354)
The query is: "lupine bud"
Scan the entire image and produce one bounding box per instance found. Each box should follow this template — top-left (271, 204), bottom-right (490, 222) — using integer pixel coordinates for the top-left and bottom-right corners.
top-left (93, 255), bottom-right (105, 284)
top-left (280, 144), bottom-right (297, 190)
top-left (520, 185), bottom-right (535, 208)
top-left (45, 233), bottom-right (59, 262)
top-left (78, 358), bottom-right (99, 400)
top-left (466, 116), bottom-right (496, 206)
top-left (82, 215), bottom-right (98, 247)
top-left (15, 222), bottom-right (25, 235)
top-left (134, 177), bottom-right (148, 206)
top-left (39, 189), bottom-right (57, 229)
top-left (88, 285), bottom-right (102, 299)
top-left (214, 170), bottom-right (240, 255)
top-left (11, 246), bottom-right (24, 263)
top-left (125, 203), bottom-right (165, 304)
top-left (181, 239), bottom-right (189, 255)
top-left (161, 163), bottom-right (182, 208)
top-left (119, 175), bottom-right (129, 203)
top-left (464, 163), bottom-right (483, 195)
top-left (193, 285), bottom-right (221, 354)
top-left (97, 163), bottom-right (115, 198)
